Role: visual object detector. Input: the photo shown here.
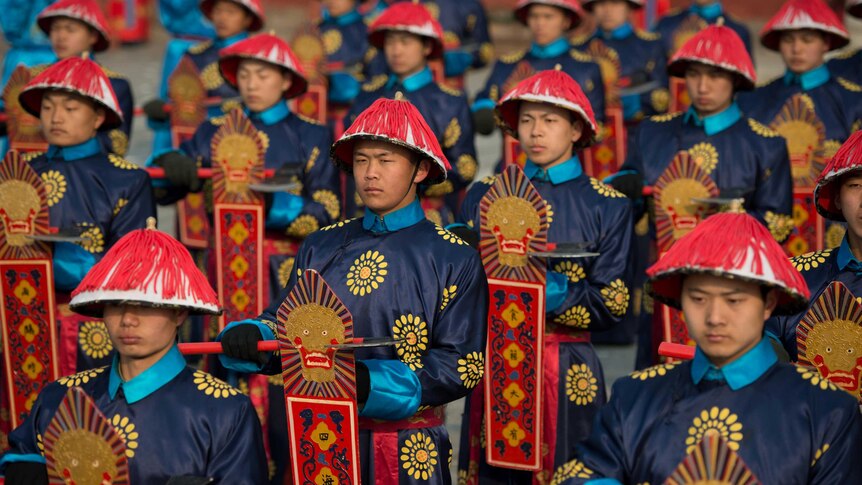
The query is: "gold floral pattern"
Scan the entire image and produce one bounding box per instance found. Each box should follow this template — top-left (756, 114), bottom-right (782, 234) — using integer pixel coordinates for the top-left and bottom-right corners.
top-left (764, 211), bottom-right (794, 242)
top-left (193, 370), bottom-right (241, 398)
top-left (110, 414), bottom-right (139, 458)
top-left (79, 224), bottom-right (105, 254)
top-left (201, 62), bottom-right (225, 90)
top-left (685, 407), bottom-right (743, 453)
top-left (393, 314), bottom-right (429, 370)
top-left (444, 118), bottom-right (461, 149)
top-left (630, 362), bottom-right (677, 380)
top-left (58, 366), bottom-right (107, 387)
top-left (796, 365), bottom-right (840, 391)
top-left (601, 279), bottom-right (630, 316)
top-left (811, 443), bottom-right (830, 467)
top-left (278, 257), bottom-right (296, 288)
top-left (112, 198), bottom-right (128, 216)
top-left (551, 458), bottom-right (594, 484)
top-left (650, 112), bottom-right (683, 123)
top-left (554, 261), bottom-right (586, 283)
top-left (286, 214), bottom-right (319, 238)
top-left (347, 250), bottom-right (388, 296)
top-left (400, 432), bottom-right (439, 480)
top-left (321, 218), bottom-right (357, 231)
top-left (590, 178), bottom-right (625, 198)
top-left (457, 154), bottom-right (478, 182)
top-left (440, 285), bottom-right (457, 310)
top-left (825, 224), bottom-right (846, 249)
top-left (748, 118), bottom-right (780, 138)
top-left (322, 29), bottom-right (342, 55)
top-left (566, 363), bottom-right (598, 405)
top-left (424, 180), bottom-right (454, 197)
top-left (823, 140), bottom-right (842, 159)
top-left (108, 154), bottom-right (138, 170)
top-left (791, 249), bottom-right (833, 272)
top-left (436, 226), bottom-right (466, 245)
top-left (554, 305), bottom-right (591, 328)
top-left (109, 129), bottom-right (129, 156)
top-left (650, 88), bottom-right (670, 113)
top-left (687, 142), bottom-right (719, 174)
top-left (312, 190), bottom-right (341, 220)
top-left (79, 321), bottom-right (113, 359)
top-left (425, 209), bottom-right (443, 226)
top-left (41, 170), bottom-right (67, 207)
top-left (457, 351), bottom-right (484, 389)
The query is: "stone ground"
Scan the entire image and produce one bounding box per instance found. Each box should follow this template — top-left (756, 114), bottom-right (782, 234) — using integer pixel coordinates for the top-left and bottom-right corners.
top-left (4, 4), bottom-right (860, 477)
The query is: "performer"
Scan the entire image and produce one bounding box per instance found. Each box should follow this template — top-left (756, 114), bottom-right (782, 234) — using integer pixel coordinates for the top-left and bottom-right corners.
top-left (652, 0), bottom-right (751, 58)
top-left (610, 22), bottom-right (793, 368)
top-left (0, 0), bottom-right (57, 87)
top-left (768, 131), bottom-right (862, 360)
top-left (216, 95), bottom-right (489, 485)
top-left (456, 68), bottom-right (632, 484)
top-left (0, 220), bottom-right (267, 485)
top-left (18, 55), bottom-right (155, 373)
top-left (318, 0), bottom-right (371, 109)
top-left (471, 0), bottom-right (605, 144)
top-left (551, 211), bottom-right (862, 484)
top-left (346, 2), bottom-right (477, 224)
top-left (826, 0), bottom-right (862, 85)
top-left (33, 0), bottom-right (135, 156)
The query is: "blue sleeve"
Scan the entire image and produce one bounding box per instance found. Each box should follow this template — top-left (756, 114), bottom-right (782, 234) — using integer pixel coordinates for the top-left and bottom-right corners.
top-left (750, 138), bottom-right (793, 243)
top-left (216, 319), bottom-right (277, 373)
top-left (204, 396), bottom-right (268, 483)
top-left (437, 95), bottom-right (478, 190)
top-left (265, 192), bottom-right (305, 229)
top-left (53, 242), bottom-right (97, 292)
top-left (328, 71), bottom-right (361, 104)
top-left (546, 270), bottom-right (568, 312)
top-left (471, 98), bottom-right (496, 112)
top-left (358, 359), bottom-right (422, 420)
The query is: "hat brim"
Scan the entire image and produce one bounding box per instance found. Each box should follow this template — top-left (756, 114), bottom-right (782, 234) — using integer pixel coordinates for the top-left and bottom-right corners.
top-left (761, 27), bottom-right (850, 52)
top-left (330, 134), bottom-right (447, 184)
top-left (581, 0), bottom-right (643, 11)
top-left (368, 28), bottom-right (444, 59)
top-left (37, 14), bottom-right (111, 52)
top-left (218, 55), bottom-right (309, 100)
top-left (70, 290), bottom-right (222, 318)
top-left (814, 166), bottom-right (862, 222)
top-left (200, 0), bottom-right (264, 32)
top-left (18, 85), bottom-right (123, 130)
top-left (514, 3), bottom-right (582, 29)
top-left (666, 58), bottom-right (755, 91)
top-left (496, 96), bottom-right (597, 148)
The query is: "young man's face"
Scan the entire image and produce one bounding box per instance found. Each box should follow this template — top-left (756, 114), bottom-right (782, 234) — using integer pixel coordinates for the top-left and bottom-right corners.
top-left (211, 0), bottom-right (253, 39)
top-left (836, 174), bottom-right (862, 240)
top-left (517, 101), bottom-right (582, 168)
top-left (684, 63), bottom-right (735, 117)
top-left (681, 273), bottom-right (778, 368)
top-left (779, 29), bottom-right (829, 74)
top-left (592, 0), bottom-right (630, 32)
top-left (40, 91), bottom-right (105, 146)
top-left (103, 305), bottom-right (186, 365)
top-left (384, 31), bottom-right (431, 78)
top-left (49, 18), bottom-right (98, 60)
top-left (237, 59), bottom-right (291, 112)
top-left (352, 139), bottom-right (429, 216)
top-left (322, 0), bottom-right (356, 17)
top-left (527, 5), bottom-right (572, 46)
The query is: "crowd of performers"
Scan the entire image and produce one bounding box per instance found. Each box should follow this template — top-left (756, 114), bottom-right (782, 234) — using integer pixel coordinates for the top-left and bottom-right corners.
top-left (0, 0), bottom-right (859, 483)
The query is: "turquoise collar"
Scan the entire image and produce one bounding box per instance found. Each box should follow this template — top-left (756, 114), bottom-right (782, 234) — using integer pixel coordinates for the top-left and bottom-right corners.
top-left (215, 31), bottom-right (249, 49)
top-left (599, 22), bottom-right (633, 41)
top-left (689, 2), bottom-right (723, 21)
top-left (530, 37), bottom-right (570, 59)
top-left (366, 0), bottom-right (388, 19)
top-left (362, 198), bottom-right (425, 233)
top-left (836, 236), bottom-right (861, 271)
top-left (523, 156), bottom-right (582, 185)
top-left (245, 101), bottom-right (290, 125)
top-left (783, 64), bottom-right (830, 91)
top-left (683, 102), bottom-right (741, 136)
top-left (46, 137), bottom-right (102, 161)
top-left (321, 8), bottom-right (362, 26)
top-left (691, 337), bottom-right (777, 390)
top-left (108, 345), bottom-right (186, 404)
top-left (387, 67), bottom-right (433, 92)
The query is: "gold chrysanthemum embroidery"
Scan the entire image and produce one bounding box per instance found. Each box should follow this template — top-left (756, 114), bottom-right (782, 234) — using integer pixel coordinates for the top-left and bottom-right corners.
top-left (554, 305), bottom-right (591, 328)
top-left (79, 321), bottom-right (113, 359)
top-left (444, 118), bottom-right (461, 148)
top-left (286, 214), bottom-right (319, 238)
top-left (554, 260), bottom-right (586, 283)
top-left (687, 142), bottom-right (719, 174)
top-left (436, 226), bottom-right (466, 245)
top-left (322, 29), bottom-right (342, 55)
top-left (58, 367), bottom-right (107, 387)
top-left (321, 218), bottom-right (357, 231)
top-left (400, 432), bottom-right (439, 480)
top-left (796, 365), bottom-right (840, 391)
top-left (825, 224), bottom-right (846, 249)
top-left (601, 279), bottom-right (630, 316)
top-left (566, 363), bottom-right (598, 406)
top-left (201, 62), bottom-right (224, 90)
top-left (193, 370), bottom-right (241, 398)
top-left (312, 190), bottom-right (341, 220)
top-left (457, 155), bottom-right (478, 182)
top-left (551, 458), bottom-right (594, 484)
top-left (112, 198), bottom-right (128, 216)
top-left (685, 407), bottom-right (743, 453)
top-left (79, 224), bottom-right (105, 254)
top-left (791, 249), bottom-right (832, 271)
top-left (424, 180), bottom-right (454, 197)
top-left (765, 211), bottom-right (793, 241)
top-left (109, 129), bottom-right (128, 156)
top-left (110, 414), bottom-right (139, 458)
top-left (650, 112), bottom-right (683, 123)
top-left (425, 209), bottom-right (443, 226)
top-left (651, 88), bottom-right (670, 113)
top-left (440, 285), bottom-right (457, 310)
top-left (393, 314), bottom-right (429, 370)
top-left (41, 170), bottom-right (67, 207)
top-left (277, 257), bottom-right (295, 288)
top-left (347, 250), bottom-right (388, 296)
top-left (590, 178), bottom-right (625, 198)
top-left (108, 154), bottom-right (138, 170)
top-left (748, 118), bottom-right (780, 138)
top-left (630, 362), bottom-right (677, 380)
top-left (457, 351), bottom-right (484, 389)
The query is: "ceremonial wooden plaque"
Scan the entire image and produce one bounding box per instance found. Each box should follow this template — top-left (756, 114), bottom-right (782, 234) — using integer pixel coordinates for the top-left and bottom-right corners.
top-left (278, 269), bottom-right (360, 485)
top-left (582, 107), bottom-right (626, 180)
top-left (480, 165), bottom-right (549, 471)
top-left (212, 110), bottom-right (266, 331)
top-left (0, 151), bottom-right (59, 428)
top-left (290, 27), bottom-right (329, 124)
top-left (665, 432), bottom-right (760, 485)
top-left (3, 66), bottom-right (47, 153)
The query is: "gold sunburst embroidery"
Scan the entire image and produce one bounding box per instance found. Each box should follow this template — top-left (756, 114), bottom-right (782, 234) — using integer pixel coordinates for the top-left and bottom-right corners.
top-left (458, 351), bottom-right (484, 389)
top-left (79, 224), bottom-right (105, 254)
top-left (346, 250), bottom-right (388, 296)
top-left (193, 370), bottom-right (241, 398)
top-left (78, 321), bottom-right (113, 359)
top-left (601, 279), bottom-right (629, 316)
top-left (825, 224), bottom-right (845, 249)
top-left (393, 314), bottom-right (429, 370)
top-left (566, 363), bottom-right (598, 406)
top-left (400, 432), bottom-right (439, 480)
top-left (765, 211), bottom-right (793, 242)
top-left (685, 407), bottom-right (743, 453)
top-left (110, 414), bottom-right (139, 458)
top-left (321, 217), bottom-right (357, 232)
top-left (424, 180), bottom-right (454, 197)
top-left (201, 62), bottom-right (225, 90)
top-left (312, 190), bottom-right (341, 220)
top-left (57, 366), bottom-right (107, 387)
top-left (109, 129), bottom-right (129, 156)
top-left (322, 29), bottom-right (342, 55)
top-left (554, 261), bottom-right (586, 283)
top-left (436, 226), bottom-right (466, 245)
top-left (630, 362), bottom-right (677, 380)
top-left (791, 249), bottom-right (832, 271)
top-left (554, 305), bottom-right (591, 329)
top-left (687, 142), bottom-right (719, 174)
top-left (286, 214), bottom-right (319, 238)
top-left (457, 155), bottom-right (478, 182)
top-left (440, 285), bottom-right (458, 310)
top-left (748, 118), bottom-right (780, 138)
top-left (443, 118), bottom-right (461, 148)
top-left (41, 170), bottom-right (67, 207)
top-left (651, 88), bottom-right (670, 113)
top-left (590, 178), bottom-right (625, 198)
top-left (108, 154), bottom-right (138, 170)
top-left (277, 257), bottom-right (295, 288)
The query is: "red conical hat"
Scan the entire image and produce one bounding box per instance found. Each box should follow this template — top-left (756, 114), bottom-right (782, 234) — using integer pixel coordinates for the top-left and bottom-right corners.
top-left (331, 94), bottom-right (450, 184)
top-left (514, 0), bottom-right (585, 29)
top-left (368, 2), bottom-right (444, 59)
top-left (760, 0), bottom-right (849, 52)
top-left (496, 67), bottom-right (598, 148)
top-left (199, 0), bottom-right (265, 32)
top-left (19, 56), bottom-right (123, 130)
top-left (814, 130), bottom-right (862, 221)
top-left (219, 32), bottom-right (308, 100)
top-left (70, 218), bottom-right (220, 316)
top-left (37, 0), bottom-right (112, 53)
top-left (848, 0), bottom-right (862, 18)
top-left (668, 20), bottom-right (756, 90)
top-left (647, 212), bottom-right (810, 315)
top-left (581, 0), bottom-right (642, 11)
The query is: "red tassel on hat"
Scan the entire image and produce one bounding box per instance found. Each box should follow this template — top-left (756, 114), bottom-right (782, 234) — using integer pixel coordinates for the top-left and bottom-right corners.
top-left (70, 218), bottom-right (220, 317)
top-left (199, 0), bottom-right (265, 32)
top-left (514, 0), bottom-right (585, 29)
top-left (218, 32), bottom-right (308, 99)
top-left (368, 2), bottom-right (445, 59)
top-left (814, 130), bottom-right (862, 221)
top-left (37, 0), bottom-right (112, 52)
top-left (760, 0), bottom-right (850, 52)
top-left (647, 211), bottom-right (810, 315)
top-left (668, 18), bottom-right (756, 90)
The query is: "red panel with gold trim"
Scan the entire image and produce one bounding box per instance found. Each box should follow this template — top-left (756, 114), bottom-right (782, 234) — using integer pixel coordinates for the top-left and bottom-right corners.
top-left (503, 135), bottom-right (526, 169)
top-left (278, 269), bottom-right (359, 485)
top-left (668, 77), bottom-right (690, 114)
top-left (784, 188), bottom-right (825, 257)
top-left (479, 165), bottom-right (549, 471)
top-left (582, 107), bottom-right (626, 180)
top-left (291, 28), bottom-right (329, 124)
top-left (3, 66), bottom-right (47, 153)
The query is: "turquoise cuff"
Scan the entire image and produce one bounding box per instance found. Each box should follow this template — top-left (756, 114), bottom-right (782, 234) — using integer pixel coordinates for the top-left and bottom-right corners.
top-left (0, 453), bottom-right (47, 470)
top-left (471, 98), bottom-right (496, 112)
top-left (585, 480), bottom-right (623, 485)
top-left (621, 93), bottom-right (641, 120)
top-left (216, 319), bottom-right (276, 373)
top-left (329, 71), bottom-right (361, 104)
top-left (265, 192), bottom-right (305, 229)
top-left (359, 359), bottom-right (421, 420)
top-left (53, 242), bottom-right (96, 292)
top-left (546, 270), bottom-right (568, 312)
